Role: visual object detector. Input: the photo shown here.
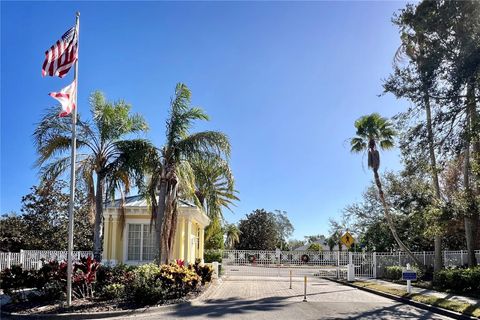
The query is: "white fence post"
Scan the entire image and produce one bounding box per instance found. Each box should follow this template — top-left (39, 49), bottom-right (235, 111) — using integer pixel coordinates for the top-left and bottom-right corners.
top-left (423, 251), bottom-right (426, 266)
top-left (336, 251), bottom-right (340, 278)
top-left (443, 251), bottom-right (447, 267)
top-left (19, 249), bottom-right (24, 266)
top-left (461, 250), bottom-right (464, 266)
top-left (372, 252), bottom-right (377, 278)
top-left (7, 252), bottom-right (11, 268)
top-left (398, 251), bottom-right (401, 266)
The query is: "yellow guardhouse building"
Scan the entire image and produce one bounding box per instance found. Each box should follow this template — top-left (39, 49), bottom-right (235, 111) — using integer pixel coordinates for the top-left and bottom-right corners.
top-left (102, 195), bottom-right (210, 265)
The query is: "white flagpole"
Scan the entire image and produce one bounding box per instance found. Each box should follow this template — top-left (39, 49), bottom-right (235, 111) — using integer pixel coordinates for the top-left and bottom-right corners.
top-left (66, 11), bottom-right (80, 307)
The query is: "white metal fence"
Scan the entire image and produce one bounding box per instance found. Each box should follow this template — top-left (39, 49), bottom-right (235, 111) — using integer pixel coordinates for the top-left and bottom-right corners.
top-left (0, 250), bottom-right (93, 271)
top-left (221, 250), bottom-right (375, 279)
top-left (375, 250), bottom-right (480, 278)
top-left (1, 249), bottom-right (479, 277)
top-left (221, 249), bottom-right (480, 280)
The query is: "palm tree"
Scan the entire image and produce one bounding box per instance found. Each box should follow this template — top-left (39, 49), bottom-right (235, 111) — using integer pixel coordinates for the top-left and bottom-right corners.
top-left (34, 91), bottom-right (150, 261)
top-left (191, 155), bottom-right (239, 251)
top-left (147, 83), bottom-right (231, 264)
top-left (191, 155), bottom-right (239, 221)
top-left (351, 113), bottom-right (422, 267)
top-left (224, 223), bottom-right (241, 249)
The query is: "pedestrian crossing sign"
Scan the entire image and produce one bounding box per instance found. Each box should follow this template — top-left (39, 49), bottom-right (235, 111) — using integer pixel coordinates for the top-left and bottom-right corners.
top-left (341, 231), bottom-right (355, 248)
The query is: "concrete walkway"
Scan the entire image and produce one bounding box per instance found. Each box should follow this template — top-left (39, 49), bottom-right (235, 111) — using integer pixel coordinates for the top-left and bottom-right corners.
top-left (114, 276), bottom-right (453, 319)
top-left (367, 279), bottom-right (480, 306)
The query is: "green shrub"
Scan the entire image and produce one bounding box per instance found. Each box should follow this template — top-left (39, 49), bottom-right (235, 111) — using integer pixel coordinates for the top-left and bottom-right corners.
top-left (126, 263), bottom-right (201, 306)
top-left (0, 265), bottom-right (38, 302)
top-left (204, 249), bottom-right (222, 263)
top-left (95, 263), bottom-right (135, 293)
top-left (384, 266), bottom-right (403, 281)
top-left (1, 257), bottom-right (100, 302)
top-left (434, 267), bottom-right (480, 293)
top-left (100, 283), bottom-right (125, 300)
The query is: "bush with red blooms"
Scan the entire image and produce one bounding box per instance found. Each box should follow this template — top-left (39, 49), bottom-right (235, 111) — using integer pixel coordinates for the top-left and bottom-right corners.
top-left (0, 255), bottom-right (100, 301)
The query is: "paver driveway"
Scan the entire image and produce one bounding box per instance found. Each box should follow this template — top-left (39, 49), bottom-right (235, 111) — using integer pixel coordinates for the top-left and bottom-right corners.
top-left (117, 275), bottom-right (453, 320)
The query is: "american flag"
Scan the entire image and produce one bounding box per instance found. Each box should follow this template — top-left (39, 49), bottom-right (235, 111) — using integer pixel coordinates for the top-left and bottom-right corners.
top-left (42, 26), bottom-right (78, 78)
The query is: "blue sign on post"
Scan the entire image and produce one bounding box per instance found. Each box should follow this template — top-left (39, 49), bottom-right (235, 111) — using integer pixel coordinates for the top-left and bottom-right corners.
top-left (402, 271), bottom-right (417, 281)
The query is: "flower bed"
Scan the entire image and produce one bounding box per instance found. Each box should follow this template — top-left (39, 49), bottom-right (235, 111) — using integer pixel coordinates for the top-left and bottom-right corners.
top-left (1, 258), bottom-right (213, 315)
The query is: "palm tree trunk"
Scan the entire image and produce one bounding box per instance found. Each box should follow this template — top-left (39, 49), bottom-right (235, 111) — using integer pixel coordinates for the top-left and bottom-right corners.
top-left (93, 174), bottom-right (105, 262)
top-left (464, 81), bottom-right (478, 267)
top-left (161, 181), bottom-right (179, 263)
top-left (373, 169), bottom-right (423, 268)
top-left (424, 93), bottom-right (443, 272)
top-left (156, 180), bottom-right (167, 264)
top-left (167, 204), bottom-right (178, 262)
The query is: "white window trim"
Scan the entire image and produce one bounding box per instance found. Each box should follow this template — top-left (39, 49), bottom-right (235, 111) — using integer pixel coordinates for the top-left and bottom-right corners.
top-left (123, 219), bottom-right (155, 264)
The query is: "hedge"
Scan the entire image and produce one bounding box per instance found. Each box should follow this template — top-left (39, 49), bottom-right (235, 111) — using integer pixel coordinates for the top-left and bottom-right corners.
top-left (433, 267), bottom-right (480, 294)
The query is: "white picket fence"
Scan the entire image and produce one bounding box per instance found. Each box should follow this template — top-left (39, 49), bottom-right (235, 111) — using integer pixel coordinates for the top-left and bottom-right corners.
top-left (0, 250), bottom-right (93, 271)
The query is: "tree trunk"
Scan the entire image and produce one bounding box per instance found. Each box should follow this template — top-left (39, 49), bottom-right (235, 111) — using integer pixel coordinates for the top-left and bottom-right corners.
top-left (373, 168), bottom-right (423, 268)
top-left (424, 93), bottom-right (443, 272)
top-left (464, 81), bottom-right (478, 267)
top-left (156, 180), bottom-right (167, 264)
top-left (160, 181), bottom-right (179, 264)
top-left (93, 174), bottom-right (105, 262)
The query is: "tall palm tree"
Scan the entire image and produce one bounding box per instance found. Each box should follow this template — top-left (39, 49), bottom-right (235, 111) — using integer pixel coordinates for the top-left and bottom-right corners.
top-left (147, 83), bottom-right (231, 264)
top-left (191, 155), bottom-right (239, 251)
top-left (351, 113), bottom-right (422, 267)
top-left (34, 91), bottom-right (150, 261)
top-left (191, 155), bottom-right (239, 220)
top-left (224, 223), bottom-right (241, 249)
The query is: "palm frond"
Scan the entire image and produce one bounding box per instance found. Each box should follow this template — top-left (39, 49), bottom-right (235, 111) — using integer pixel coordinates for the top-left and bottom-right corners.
top-left (178, 131), bottom-right (231, 160)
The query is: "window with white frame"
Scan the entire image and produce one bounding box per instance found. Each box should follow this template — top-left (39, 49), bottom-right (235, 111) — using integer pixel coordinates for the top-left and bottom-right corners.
top-left (127, 224), bottom-right (156, 261)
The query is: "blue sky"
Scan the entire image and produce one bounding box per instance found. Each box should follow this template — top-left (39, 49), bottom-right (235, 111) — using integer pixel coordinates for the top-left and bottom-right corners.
top-left (1, 1), bottom-right (410, 240)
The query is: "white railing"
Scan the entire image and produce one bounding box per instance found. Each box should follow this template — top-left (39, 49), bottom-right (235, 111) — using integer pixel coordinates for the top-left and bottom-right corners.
top-left (221, 250), bottom-right (374, 279)
top-left (0, 250), bottom-right (93, 271)
top-left (220, 249), bottom-right (480, 279)
top-left (375, 250), bottom-right (480, 278)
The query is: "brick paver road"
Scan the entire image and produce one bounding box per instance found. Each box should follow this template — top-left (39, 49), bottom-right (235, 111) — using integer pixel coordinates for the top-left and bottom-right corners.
top-left (118, 275), bottom-right (453, 320)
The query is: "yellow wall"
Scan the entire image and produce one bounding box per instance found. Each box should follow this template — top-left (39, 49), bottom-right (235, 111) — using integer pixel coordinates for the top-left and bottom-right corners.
top-left (103, 210), bottom-right (206, 265)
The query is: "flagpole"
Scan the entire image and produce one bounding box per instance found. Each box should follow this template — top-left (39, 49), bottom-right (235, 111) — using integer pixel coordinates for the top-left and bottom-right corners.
top-left (66, 11), bottom-right (80, 307)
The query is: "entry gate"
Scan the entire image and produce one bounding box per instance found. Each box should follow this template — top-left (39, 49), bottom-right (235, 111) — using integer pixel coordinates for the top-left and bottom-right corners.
top-left (221, 250), bottom-right (375, 279)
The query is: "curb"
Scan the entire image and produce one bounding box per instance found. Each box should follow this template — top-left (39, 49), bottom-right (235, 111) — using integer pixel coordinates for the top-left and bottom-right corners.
top-left (1, 281), bottom-right (218, 320)
top-left (1, 302), bottom-right (190, 320)
top-left (323, 277), bottom-right (478, 320)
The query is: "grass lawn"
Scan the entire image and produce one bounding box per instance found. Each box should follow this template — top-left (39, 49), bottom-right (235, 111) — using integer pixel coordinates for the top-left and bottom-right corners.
top-left (352, 281), bottom-right (480, 318)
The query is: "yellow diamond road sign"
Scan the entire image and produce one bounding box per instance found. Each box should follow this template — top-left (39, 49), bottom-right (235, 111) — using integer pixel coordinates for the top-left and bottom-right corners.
top-left (341, 231), bottom-right (355, 248)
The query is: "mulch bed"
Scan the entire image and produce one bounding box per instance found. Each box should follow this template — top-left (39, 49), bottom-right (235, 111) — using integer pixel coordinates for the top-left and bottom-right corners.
top-left (2, 285), bottom-right (208, 315)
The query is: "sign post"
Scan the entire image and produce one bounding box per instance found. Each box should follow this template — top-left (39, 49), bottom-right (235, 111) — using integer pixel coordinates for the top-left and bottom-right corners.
top-left (402, 263), bottom-right (417, 294)
top-left (341, 232), bottom-right (356, 281)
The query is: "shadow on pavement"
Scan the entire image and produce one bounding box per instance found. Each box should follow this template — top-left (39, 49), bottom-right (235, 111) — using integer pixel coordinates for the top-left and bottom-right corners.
top-left (167, 296), bottom-right (290, 318)
top-left (166, 295), bottom-right (446, 319)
